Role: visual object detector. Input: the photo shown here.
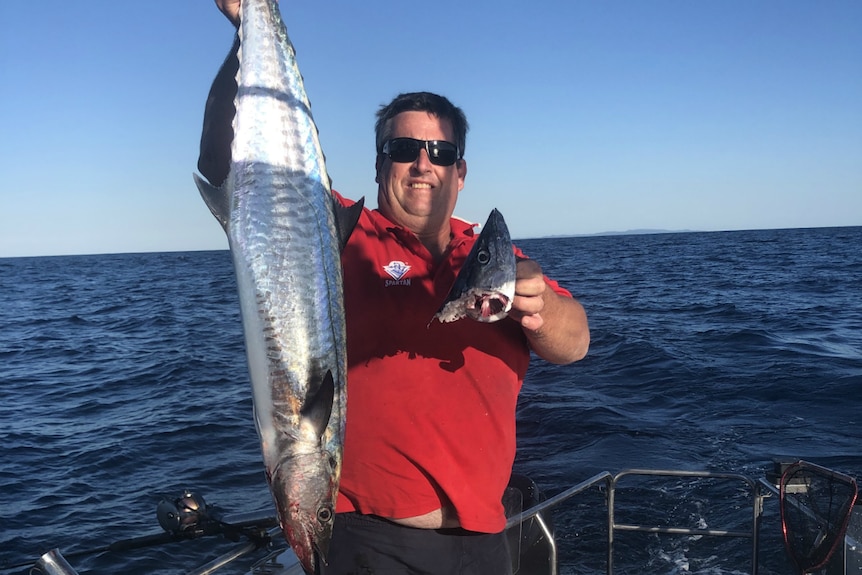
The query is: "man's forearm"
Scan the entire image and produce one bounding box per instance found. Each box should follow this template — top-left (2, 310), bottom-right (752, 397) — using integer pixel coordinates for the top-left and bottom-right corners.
top-left (525, 291), bottom-right (590, 365)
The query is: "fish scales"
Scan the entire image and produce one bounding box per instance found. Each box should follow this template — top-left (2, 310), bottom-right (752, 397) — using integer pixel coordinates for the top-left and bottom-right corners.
top-left (194, 0), bottom-right (360, 572)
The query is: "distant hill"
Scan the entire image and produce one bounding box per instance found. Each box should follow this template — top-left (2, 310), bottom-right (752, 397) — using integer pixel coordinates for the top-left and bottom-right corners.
top-left (584, 228), bottom-right (697, 237)
top-left (522, 229), bottom-right (697, 240)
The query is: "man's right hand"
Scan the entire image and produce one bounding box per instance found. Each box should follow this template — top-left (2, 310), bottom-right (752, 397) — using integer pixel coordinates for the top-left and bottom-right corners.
top-left (215, 0), bottom-right (241, 27)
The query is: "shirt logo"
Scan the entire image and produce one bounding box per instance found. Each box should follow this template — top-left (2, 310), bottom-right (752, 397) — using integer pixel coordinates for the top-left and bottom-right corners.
top-left (383, 260), bottom-right (412, 287)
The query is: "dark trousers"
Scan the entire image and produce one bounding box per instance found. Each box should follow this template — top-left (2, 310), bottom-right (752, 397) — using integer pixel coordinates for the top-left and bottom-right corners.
top-left (320, 512), bottom-right (513, 575)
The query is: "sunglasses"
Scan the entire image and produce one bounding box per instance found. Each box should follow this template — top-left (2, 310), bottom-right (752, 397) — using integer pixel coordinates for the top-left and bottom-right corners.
top-left (381, 138), bottom-right (461, 167)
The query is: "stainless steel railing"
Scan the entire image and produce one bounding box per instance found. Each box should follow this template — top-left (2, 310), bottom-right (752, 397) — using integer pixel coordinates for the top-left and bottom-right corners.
top-left (505, 468), bottom-right (768, 575)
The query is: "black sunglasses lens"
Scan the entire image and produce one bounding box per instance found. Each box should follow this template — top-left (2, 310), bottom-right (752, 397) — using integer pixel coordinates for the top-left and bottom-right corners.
top-left (386, 139), bottom-right (458, 166)
top-left (427, 142), bottom-right (457, 166)
top-left (387, 139), bottom-right (423, 163)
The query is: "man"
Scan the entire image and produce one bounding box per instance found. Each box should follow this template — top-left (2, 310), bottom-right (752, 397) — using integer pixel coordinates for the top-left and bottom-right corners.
top-left (205, 2), bottom-right (589, 573)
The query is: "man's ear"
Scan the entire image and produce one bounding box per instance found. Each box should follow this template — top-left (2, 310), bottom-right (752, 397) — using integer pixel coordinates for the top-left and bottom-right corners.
top-left (457, 158), bottom-right (467, 191)
top-left (375, 154), bottom-right (385, 183)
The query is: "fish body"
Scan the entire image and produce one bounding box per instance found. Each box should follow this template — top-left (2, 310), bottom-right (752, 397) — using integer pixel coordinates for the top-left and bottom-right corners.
top-left (193, 1), bottom-right (360, 572)
top-left (435, 208), bottom-right (517, 323)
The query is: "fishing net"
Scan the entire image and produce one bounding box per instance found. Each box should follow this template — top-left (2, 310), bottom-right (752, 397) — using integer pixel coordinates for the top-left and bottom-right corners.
top-left (780, 460), bottom-right (858, 574)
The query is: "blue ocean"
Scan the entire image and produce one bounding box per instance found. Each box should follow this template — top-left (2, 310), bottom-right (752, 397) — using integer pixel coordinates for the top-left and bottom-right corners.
top-left (1, 226), bottom-right (860, 574)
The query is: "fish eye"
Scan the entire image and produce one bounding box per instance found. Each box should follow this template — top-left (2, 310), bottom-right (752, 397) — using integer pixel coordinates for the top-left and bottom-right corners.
top-left (477, 250), bottom-right (490, 264)
top-left (317, 506), bottom-right (333, 524)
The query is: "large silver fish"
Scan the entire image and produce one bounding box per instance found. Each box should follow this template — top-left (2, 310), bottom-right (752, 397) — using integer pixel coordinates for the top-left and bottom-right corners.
top-left (193, 0), bottom-right (361, 572)
top-left (434, 208), bottom-right (517, 323)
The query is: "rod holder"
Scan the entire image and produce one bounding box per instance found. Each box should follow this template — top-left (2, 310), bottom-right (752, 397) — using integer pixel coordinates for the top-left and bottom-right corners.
top-left (31, 549), bottom-right (79, 575)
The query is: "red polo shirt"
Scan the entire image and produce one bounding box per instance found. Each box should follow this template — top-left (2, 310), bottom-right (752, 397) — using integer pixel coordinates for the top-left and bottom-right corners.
top-left (335, 193), bottom-right (572, 533)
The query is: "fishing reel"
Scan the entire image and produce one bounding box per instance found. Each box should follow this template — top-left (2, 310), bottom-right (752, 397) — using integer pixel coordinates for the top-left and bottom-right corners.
top-left (156, 490), bottom-right (275, 544)
top-left (157, 490), bottom-right (215, 537)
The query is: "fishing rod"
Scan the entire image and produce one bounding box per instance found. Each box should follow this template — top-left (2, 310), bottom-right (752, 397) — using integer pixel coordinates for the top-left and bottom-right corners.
top-left (1, 490), bottom-right (279, 573)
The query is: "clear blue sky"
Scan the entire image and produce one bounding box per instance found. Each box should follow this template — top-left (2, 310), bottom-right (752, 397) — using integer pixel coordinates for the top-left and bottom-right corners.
top-left (2, 1), bottom-right (860, 257)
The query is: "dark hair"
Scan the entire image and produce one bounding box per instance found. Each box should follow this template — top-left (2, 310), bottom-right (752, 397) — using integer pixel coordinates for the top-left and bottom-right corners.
top-left (375, 92), bottom-right (469, 159)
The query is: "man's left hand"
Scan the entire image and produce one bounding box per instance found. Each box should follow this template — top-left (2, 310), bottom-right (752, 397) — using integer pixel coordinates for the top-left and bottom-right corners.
top-left (508, 259), bottom-right (547, 332)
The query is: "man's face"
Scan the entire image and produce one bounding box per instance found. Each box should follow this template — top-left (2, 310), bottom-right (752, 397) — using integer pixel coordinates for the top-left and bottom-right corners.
top-left (375, 111), bottom-right (467, 236)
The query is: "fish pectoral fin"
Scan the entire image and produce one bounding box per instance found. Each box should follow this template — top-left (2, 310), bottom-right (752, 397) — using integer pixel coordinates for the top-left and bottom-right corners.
top-left (194, 173), bottom-right (230, 232)
top-left (332, 196), bottom-right (365, 251)
top-left (300, 370), bottom-right (336, 440)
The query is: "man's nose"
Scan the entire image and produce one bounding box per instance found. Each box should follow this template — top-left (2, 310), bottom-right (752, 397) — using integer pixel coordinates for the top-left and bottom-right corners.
top-left (412, 147), bottom-right (433, 171)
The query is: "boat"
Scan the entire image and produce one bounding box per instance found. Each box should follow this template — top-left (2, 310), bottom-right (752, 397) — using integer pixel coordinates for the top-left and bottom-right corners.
top-left (24, 459), bottom-right (860, 575)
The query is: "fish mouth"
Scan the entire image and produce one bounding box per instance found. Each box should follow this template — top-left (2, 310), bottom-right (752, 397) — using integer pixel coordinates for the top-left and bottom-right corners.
top-left (283, 518), bottom-right (326, 575)
top-left (465, 292), bottom-right (511, 322)
top-left (313, 540), bottom-right (330, 569)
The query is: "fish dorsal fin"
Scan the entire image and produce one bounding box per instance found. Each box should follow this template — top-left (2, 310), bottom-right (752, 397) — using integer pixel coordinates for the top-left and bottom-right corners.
top-left (332, 196), bottom-right (365, 251)
top-left (300, 370), bottom-right (335, 440)
top-left (193, 173), bottom-right (230, 232)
